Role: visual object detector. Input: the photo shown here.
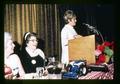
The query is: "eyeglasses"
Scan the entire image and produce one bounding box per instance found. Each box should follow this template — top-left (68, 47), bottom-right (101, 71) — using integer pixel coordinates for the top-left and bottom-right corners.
top-left (28, 39), bottom-right (38, 42)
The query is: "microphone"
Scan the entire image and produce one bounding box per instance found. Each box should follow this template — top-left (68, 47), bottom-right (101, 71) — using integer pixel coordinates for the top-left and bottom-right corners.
top-left (82, 23), bottom-right (99, 35)
top-left (82, 23), bottom-right (95, 29)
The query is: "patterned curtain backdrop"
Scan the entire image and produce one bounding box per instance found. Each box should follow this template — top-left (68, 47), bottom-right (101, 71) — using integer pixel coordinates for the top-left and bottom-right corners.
top-left (4, 4), bottom-right (61, 61)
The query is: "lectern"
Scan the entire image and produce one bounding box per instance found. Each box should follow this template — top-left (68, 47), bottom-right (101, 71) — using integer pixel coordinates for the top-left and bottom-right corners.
top-left (68, 35), bottom-right (95, 64)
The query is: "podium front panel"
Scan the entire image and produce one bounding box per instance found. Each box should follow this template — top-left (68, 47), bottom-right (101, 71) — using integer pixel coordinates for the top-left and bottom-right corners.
top-left (68, 35), bottom-right (95, 64)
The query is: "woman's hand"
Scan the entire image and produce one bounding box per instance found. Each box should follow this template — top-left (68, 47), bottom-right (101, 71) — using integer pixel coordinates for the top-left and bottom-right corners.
top-left (74, 35), bottom-right (82, 38)
top-left (4, 73), bottom-right (13, 79)
top-left (4, 65), bottom-right (13, 79)
top-left (4, 66), bottom-right (12, 75)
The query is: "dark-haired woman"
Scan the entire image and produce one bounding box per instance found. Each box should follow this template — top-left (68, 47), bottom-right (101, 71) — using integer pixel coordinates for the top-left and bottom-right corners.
top-left (20, 32), bottom-right (46, 73)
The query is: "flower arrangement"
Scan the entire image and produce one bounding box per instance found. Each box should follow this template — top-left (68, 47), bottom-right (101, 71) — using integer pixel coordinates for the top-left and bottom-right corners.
top-left (95, 41), bottom-right (114, 64)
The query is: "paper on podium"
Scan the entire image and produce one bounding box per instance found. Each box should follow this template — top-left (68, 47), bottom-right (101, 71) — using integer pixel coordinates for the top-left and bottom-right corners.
top-left (68, 35), bottom-right (95, 64)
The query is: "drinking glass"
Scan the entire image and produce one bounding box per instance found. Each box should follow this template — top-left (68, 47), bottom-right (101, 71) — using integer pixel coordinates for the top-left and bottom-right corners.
top-left (36, 67), bottom-right (44, 77)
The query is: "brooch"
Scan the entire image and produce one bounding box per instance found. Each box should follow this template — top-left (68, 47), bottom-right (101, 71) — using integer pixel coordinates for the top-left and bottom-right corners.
top-left (31, 59), bottom-right (36, 64)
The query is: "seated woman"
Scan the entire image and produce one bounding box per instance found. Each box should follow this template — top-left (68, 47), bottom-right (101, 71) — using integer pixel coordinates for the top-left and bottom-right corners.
top-left (20, 32), bottom-right (46, 73)
top-left (4, 32), bottom-right (25, 79)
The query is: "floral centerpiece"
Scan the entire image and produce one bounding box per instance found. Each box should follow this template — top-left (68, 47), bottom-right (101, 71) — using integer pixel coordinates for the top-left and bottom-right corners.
top-left (95, 41), bottom-right (114, 64)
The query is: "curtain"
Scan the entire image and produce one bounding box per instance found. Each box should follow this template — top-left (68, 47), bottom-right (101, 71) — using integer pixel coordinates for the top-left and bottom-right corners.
top-left (4, 4), bottom-right (61, 61)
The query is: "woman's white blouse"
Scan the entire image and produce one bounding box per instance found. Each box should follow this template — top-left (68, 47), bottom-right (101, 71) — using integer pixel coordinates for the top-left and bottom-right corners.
top-left (5, 54), bottom-right (22, 76)
top-left (61, 24), bottom-right (78, 64)
top-left (26, 47), bottom-right (45, 59)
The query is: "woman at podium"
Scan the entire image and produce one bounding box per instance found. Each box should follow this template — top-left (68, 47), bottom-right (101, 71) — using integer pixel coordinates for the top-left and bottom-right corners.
top-left (61, 10), bottom-right (82, 65)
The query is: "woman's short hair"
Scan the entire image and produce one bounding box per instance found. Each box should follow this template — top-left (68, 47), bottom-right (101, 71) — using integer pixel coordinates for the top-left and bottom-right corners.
top-left (21, 32), bottom-right (38, 50)
top-left (63, 10), bottom-right (76, 23)
top-left (4, 32), bottom-right (12, 49)
top-left (24, 32), bottom-right (38, 44)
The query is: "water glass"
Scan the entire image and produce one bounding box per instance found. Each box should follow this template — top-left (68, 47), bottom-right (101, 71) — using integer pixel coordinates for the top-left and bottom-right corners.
top-left (36, 67), bottom-right (44, 77)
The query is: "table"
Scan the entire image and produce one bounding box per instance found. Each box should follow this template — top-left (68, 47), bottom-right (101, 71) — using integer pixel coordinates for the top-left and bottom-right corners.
top-left (20, 63), bottom-right (113, 80)
top-left (21, 73), bottom-right (62, 79)
top-left (78, 63), bottom-right (114, 79)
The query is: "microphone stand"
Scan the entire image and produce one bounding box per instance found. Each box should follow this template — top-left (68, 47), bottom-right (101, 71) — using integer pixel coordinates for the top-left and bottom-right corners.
top-left (96, 29), bottom-right (105, 43)
top-left (88, 26), bottom-right (105, 43)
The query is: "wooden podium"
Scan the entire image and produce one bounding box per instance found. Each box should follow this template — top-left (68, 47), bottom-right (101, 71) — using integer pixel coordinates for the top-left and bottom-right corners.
top-left (68, 35), bottom-right (95, 64)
